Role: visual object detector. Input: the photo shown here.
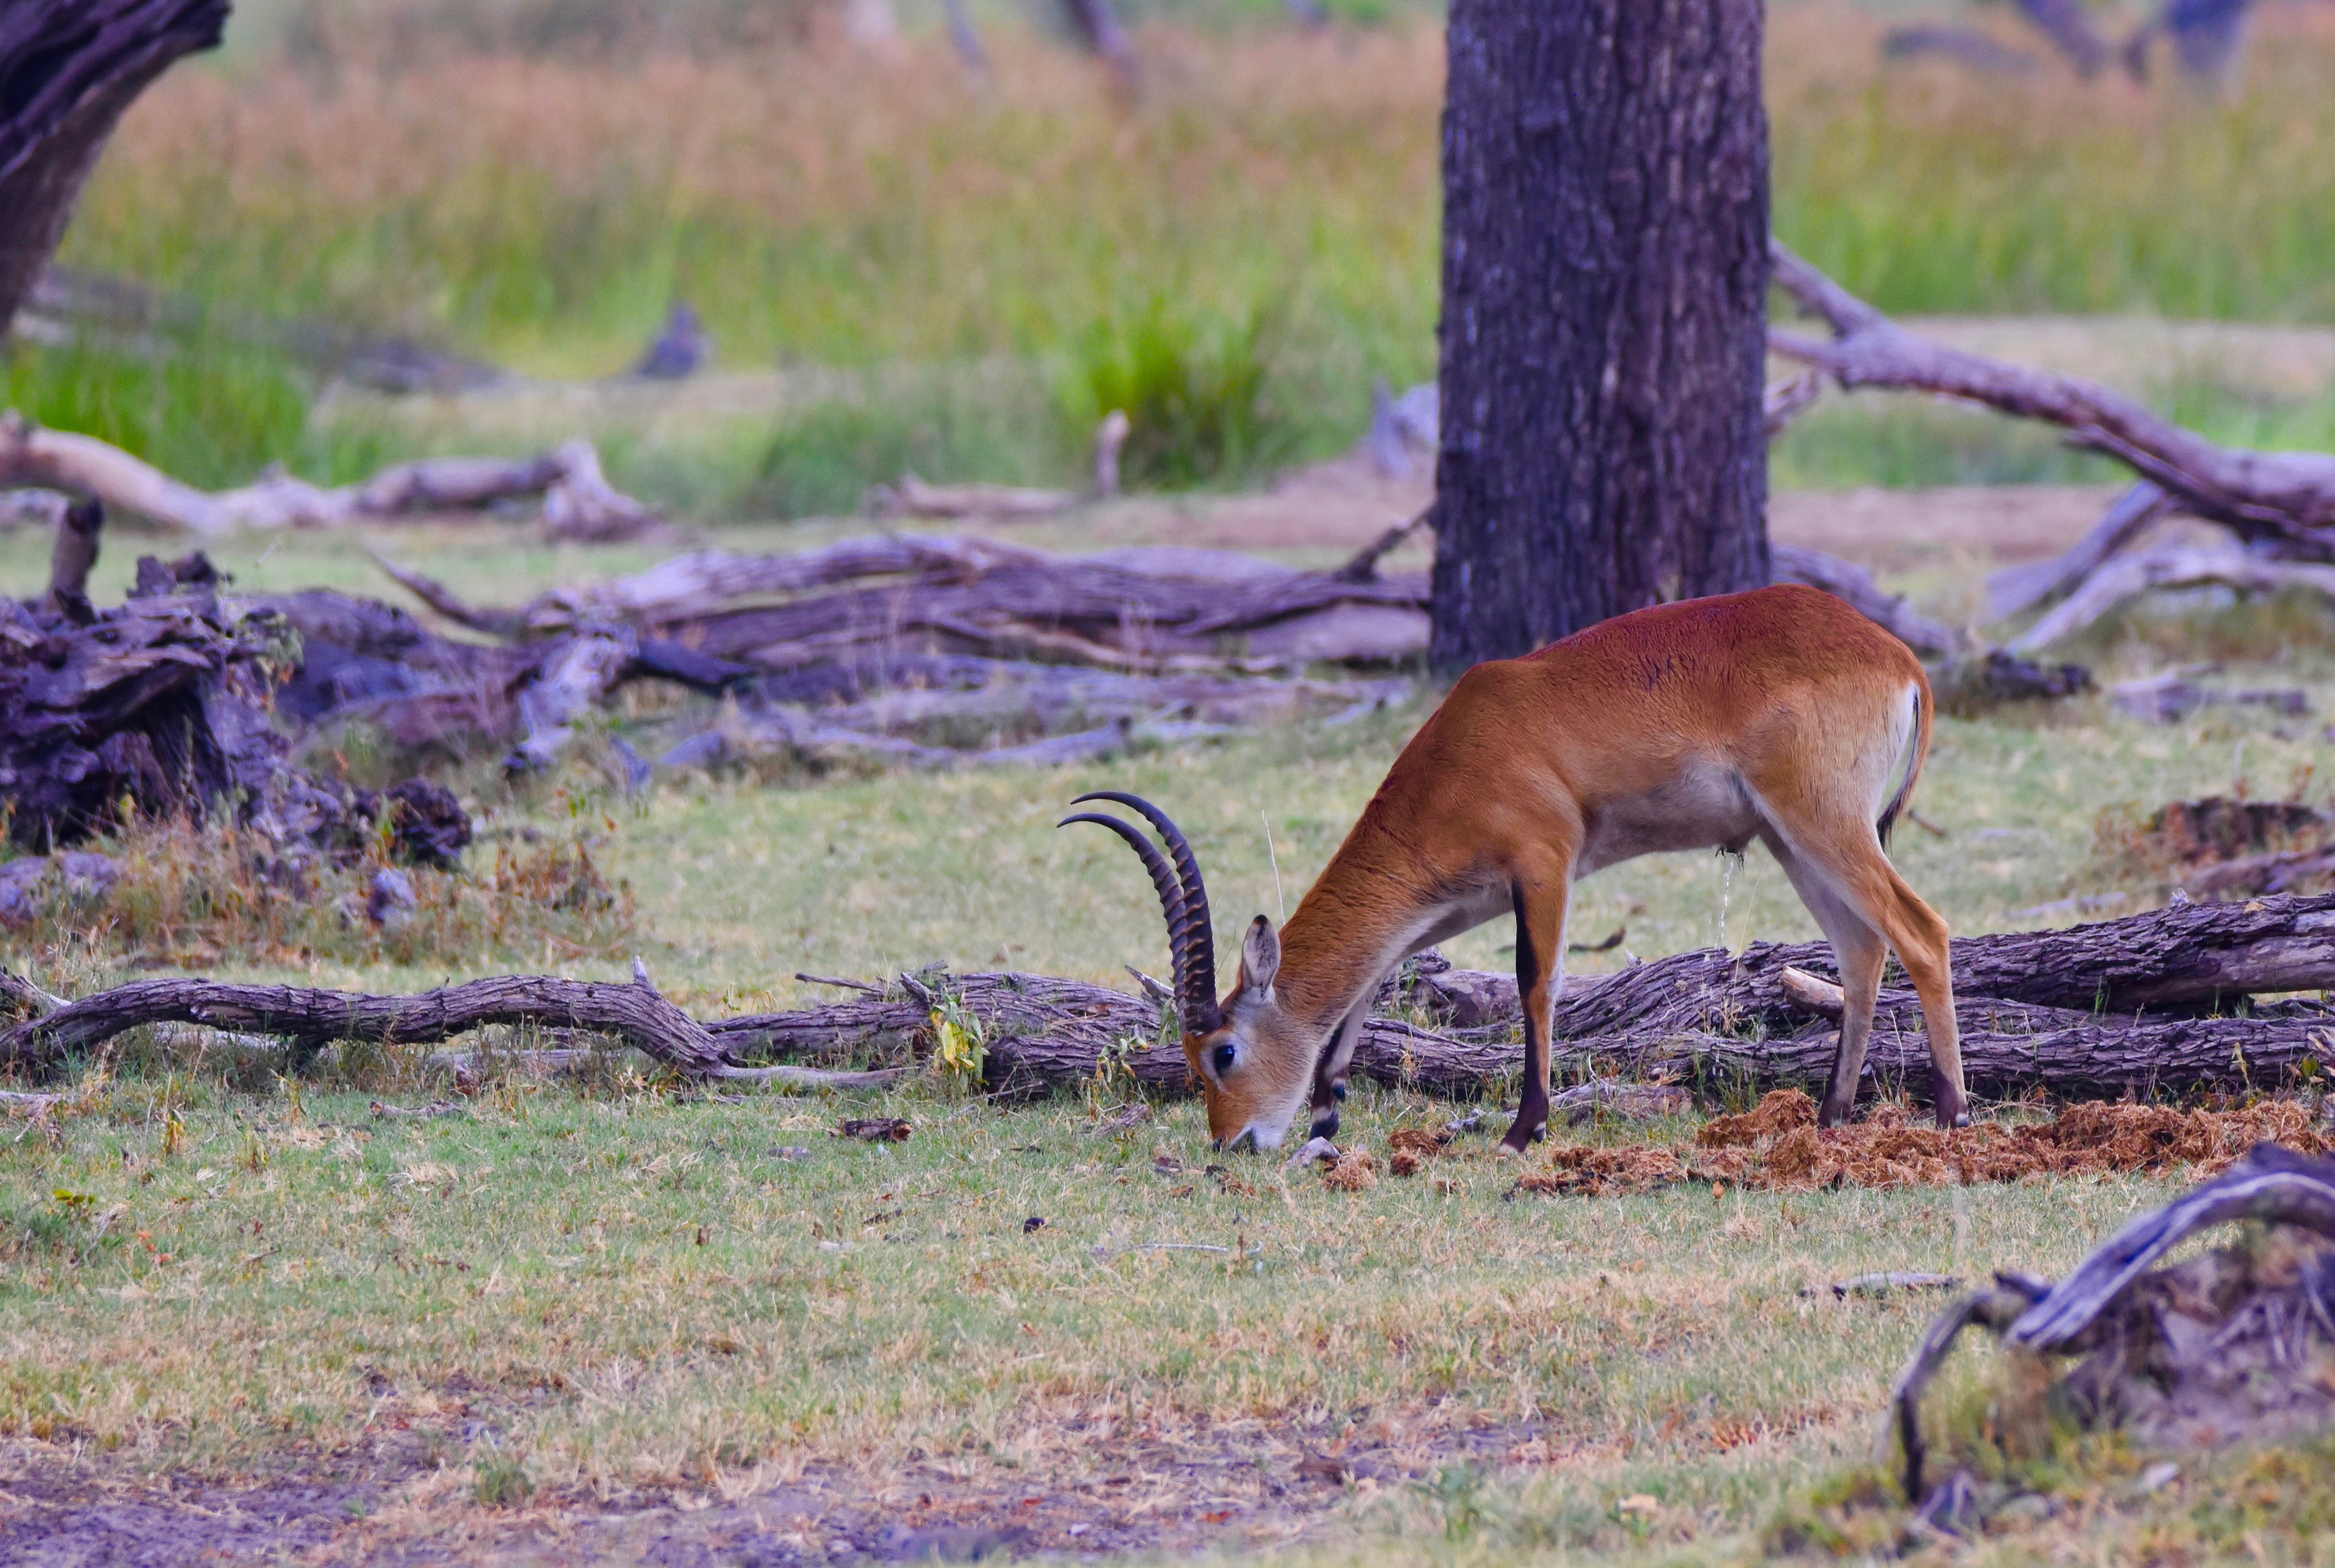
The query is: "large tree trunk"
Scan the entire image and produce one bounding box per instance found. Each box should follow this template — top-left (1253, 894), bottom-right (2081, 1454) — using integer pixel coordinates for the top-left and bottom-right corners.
top-left (1428, 0), bottom-right (1772, 670)
top-left (0, 1), bottom-right (229, 330)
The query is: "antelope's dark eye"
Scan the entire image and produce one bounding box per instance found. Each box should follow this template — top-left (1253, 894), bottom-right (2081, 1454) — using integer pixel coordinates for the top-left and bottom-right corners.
top-left (1212, 1043), bottom-right (1237, 1076)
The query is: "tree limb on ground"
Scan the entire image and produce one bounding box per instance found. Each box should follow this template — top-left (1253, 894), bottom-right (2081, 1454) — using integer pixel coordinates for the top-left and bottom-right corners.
top-left (12, 895), bottom-right (2335, 1103)
top-left (864, 412), bottom-right (1131, 520)
top-left (0, 415), bottom-right (661, 542)
top-left (0, 528), bottom-right (477, 855)
top-left (1768, 242), bottom-right (2335, 552)
top-left (1984, 481), bottom-right (2174, 622)
top-left (2008, 543), bottom-right (2335, 654)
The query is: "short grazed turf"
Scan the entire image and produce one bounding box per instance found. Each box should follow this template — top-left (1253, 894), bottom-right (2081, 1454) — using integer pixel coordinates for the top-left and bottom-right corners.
top-left (7, 514), bottom-right (2335, 1559)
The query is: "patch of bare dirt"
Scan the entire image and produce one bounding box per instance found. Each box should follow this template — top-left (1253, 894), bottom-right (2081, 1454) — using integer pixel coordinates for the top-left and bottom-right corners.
top-left (1509, 1090), bottom-right (2333, 1197)
top-left (0, 1416), bottom-right (1573, 1566)
top-left (1026, 471), bottom-right (2183, 579)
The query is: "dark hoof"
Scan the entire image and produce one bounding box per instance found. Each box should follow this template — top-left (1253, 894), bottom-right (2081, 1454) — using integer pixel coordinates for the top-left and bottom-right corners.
top-left (1498, 1120), bottom-right (1545, 1154)
top-left (1944, 1112), bottom-right (1972, 1130)
top-left (1308, 1111), bottom-right (1340, 1142)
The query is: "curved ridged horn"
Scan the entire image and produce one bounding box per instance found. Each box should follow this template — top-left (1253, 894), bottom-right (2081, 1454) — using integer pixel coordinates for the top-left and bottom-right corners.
top-left (1071, 792), bottom-right (1219, 1031)
top-left (1058, 811), bottom-right (1186, 938)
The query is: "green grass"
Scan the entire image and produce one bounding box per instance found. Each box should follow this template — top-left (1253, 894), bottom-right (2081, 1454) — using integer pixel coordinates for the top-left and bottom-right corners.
top-left (0, 1075), bottom-right (2183, 1518)
top-left (6, 517), bottom-right (2335, 1553)
top-left (15, 2), bottom-right (2335, 518)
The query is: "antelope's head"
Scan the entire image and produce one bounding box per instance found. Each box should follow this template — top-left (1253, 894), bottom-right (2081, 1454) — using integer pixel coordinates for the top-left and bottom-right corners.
top-left (1060, 792), bottom-right (1314, 1151)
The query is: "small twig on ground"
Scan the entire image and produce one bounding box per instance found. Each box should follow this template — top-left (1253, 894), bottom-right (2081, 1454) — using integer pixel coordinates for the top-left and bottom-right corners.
top-left (1814, 1271), bottom-right (1960, 1301)
top-left (1089, 1102), bottom-right (1153, 1136)
top-left (796, 973), bottom-right (887, 995)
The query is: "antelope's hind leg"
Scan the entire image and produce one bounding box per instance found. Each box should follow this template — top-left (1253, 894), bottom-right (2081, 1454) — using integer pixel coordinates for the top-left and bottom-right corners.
top-left (1767, 821), bottom-right (1967, 1128)
top-left (1766, 834), bottom-right (1889, 1127)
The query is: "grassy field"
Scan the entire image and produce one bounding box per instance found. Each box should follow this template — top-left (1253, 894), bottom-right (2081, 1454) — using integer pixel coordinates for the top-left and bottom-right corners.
top-left (9, 0), bottom-right (2335, 1556)
top-left (6, 516), bottom-right (2335, 1559)
top-left (10, 1), bottom-right (2335, 511)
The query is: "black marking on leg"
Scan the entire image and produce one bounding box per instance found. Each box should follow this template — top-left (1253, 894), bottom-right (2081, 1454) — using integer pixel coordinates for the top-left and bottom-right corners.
top-left (1505, 881), bottom-right (1551, 1152)
top-left (1331, 1081), bottom-right (1347, 1102)
top-left (1512, 883), bottom-right (1542, 1001)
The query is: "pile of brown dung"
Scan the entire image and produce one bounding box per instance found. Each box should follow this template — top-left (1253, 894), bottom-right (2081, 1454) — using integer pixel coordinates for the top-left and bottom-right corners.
top-left (1388, 1127), bottom-right (1451, 1176)
top-left (1514, 1091), bottom-right (2333, 1196)
top-left (1322, 1146), bottom-right (1378, 1191)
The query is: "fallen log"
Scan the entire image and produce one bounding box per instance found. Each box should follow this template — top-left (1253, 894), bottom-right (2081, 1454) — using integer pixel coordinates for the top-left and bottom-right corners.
top-left (863, 414), bottom-right (1130, 520)
top-left (2108, 670), bottom-right (2310, 725)
top-left (384, 525), bottom-right (1964, 717)
top-left (20, 263), bottom-right (507, 395)
top-left (2010, 544), bottom-right (2335, 653)
top-left (1769, 243), bottom-right (2335, 552)
top-left (1414, 893), bottom-right (2335, 1032)
top-left (10, 955), bottom-right (2323, 1106)
top-left (0, 523), bottom-right (473, 855)
top-left (391, 534), bottom-right (1436, 671)
top-left (866, 473), bottom-right (1082, 521)
top-left (1930, 649), bottom-right (2094, 716)
top-left (1984, 481), bottom-right (2174, 621)
top-left (0, 415), bottom-right (661, 542)
top-left (14, 898), bottom-right (2335, 1100)
top-left (0, 971), bottom-right (729, 1075)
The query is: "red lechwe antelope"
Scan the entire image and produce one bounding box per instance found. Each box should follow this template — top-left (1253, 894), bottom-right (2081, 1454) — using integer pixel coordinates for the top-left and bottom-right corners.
top-left (1062, 584), bottom-right (1965, 1154)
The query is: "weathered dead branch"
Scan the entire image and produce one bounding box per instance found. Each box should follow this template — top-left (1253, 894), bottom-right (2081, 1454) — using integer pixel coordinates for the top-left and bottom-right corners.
top-left (1768, 243), bottom-right (2335, 551)
top-left (0, 525), bottom-right (477, 855)
top-left (399, 534), bottom-right (1435, 671)
top-left (1930, 649), bottom-right (2094, 716)
top-left (865, 415), bottom-right (1131, 521)
top-left (0, 972), bottom-right (729, 1075)
top-left (2011, 545), bottom-right (2335, 653)
top-left (1984, 482), bottom-right (2174, 621)
top-left (14, 887), bottom-right (2335, 1103)
top-left (2109, 670), bottom-right (2310, 726)
top-left (0, 415), bottom-right (661, 541)
top-left (1890, 1144), bottom-right (2335, 1507)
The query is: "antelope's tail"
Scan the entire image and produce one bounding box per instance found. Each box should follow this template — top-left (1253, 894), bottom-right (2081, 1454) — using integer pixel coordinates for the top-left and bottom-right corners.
top-left (1876, 675), bottom-right (1931, 852)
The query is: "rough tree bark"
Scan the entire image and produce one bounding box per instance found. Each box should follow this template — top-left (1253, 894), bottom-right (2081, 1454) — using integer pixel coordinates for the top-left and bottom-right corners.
top-left (0, 973), bottom-right (731, 1074)
top-left (11, 895), bottom-right (2335, 1099)
top-left (0, 0), bottom-right (228, 329)
top-left (1428, 0), bottom-right (1772, 670)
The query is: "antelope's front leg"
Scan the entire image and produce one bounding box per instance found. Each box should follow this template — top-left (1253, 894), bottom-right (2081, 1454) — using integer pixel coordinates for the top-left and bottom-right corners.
top-left (1502, 874), bottom-right (1569, 1154)
top-left (1308, 994), bottom-right (1373, 1141)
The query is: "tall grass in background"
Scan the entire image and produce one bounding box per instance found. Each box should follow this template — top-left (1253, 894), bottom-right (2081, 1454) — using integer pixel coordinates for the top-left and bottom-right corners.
top-left (9, 0), bottom-right (2335, 510)
top-left (1770, 6), bottom-right (2335, 324)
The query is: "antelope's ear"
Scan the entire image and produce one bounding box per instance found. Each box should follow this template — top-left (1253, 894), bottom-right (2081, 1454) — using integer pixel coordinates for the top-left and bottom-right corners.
top-left (1240, 915), bottom-right (1281, 998)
